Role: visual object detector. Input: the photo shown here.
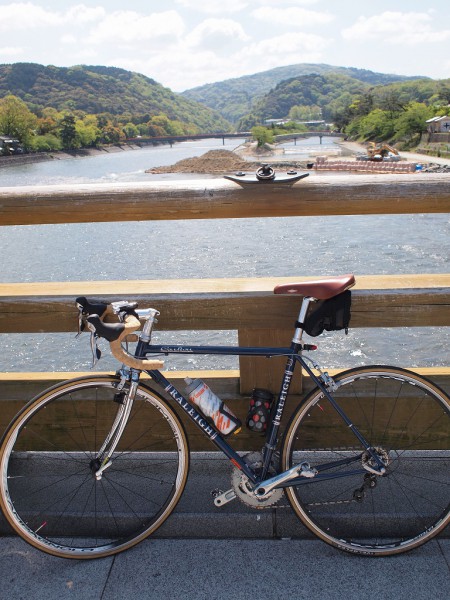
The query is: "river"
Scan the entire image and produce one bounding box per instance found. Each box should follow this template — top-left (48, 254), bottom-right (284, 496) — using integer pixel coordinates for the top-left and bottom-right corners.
top-left (0, 137), bottom-right (448, 374)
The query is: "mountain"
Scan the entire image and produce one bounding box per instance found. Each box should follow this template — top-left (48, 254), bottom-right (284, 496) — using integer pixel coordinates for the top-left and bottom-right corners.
top-left (242, 72), bottom-right (369, 125)
top-left (181, 63), bottom-right (427, 123)
top-left (0, 63), bottom-right (231, 132)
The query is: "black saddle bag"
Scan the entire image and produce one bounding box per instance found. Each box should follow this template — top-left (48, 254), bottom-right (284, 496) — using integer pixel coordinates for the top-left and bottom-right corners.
top-left (303, 290), bottom-right (352, 337)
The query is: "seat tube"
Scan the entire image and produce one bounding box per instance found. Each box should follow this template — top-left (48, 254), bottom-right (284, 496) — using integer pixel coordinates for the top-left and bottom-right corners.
top-left (292, 297), bottom-right (313, 344)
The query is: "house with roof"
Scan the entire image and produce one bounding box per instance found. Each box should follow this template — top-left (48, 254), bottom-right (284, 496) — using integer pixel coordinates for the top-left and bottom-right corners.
top-left (426, 116), bottom-right (450, 133)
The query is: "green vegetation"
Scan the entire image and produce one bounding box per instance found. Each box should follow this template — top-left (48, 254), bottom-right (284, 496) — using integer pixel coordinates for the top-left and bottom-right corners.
top-left (236, 71), bottom-right (450, 150)
top-left (251, 126), bottom-right (274, 147)
top-left (182, 63), bottom-right (424, 123)
top-left (238, 73), bottom-right (367, 130)
top-left (341, 80), bottom-right (449, 148)
top-left (0, 63), bottom-right (231, 152)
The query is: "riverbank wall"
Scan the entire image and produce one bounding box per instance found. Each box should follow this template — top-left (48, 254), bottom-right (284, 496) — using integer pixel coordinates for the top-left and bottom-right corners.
top-left (0, 143), bottom-right (144, 168)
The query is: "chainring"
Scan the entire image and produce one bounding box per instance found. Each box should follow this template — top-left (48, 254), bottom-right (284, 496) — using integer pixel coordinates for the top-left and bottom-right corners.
top-left (231, 451), bottom-right (284, 508)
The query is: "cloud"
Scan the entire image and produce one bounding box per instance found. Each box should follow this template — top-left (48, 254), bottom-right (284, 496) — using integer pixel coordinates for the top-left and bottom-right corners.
top-left (176, 0), bottom-right (248, 14)
top-left (0, 3), bottom-right (104, 31)
top-left (0, 46), bottom-right (24, 57)
top-left (342, 11), bottom-right (450, 45)
top-left (86, 10), bottom-right (185, 45)
top-left (252, 6), bottom-right (334, 27)
top-left (240, 31), bottom-right (331, 59)
top-left (186, 19), bottom-right (250, 50)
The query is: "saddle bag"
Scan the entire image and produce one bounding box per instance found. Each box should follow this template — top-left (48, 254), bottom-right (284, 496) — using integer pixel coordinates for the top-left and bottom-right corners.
top-left (303, 290), bottom-right (352, 337)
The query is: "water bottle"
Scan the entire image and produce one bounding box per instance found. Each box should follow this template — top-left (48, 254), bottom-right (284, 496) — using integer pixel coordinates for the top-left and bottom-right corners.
top-left (246, 388), bottom-right (274, 434)
top-left (184, 377), bottom-right (241, 436)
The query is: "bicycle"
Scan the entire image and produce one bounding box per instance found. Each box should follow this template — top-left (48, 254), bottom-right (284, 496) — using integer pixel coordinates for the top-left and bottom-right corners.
top-left (0, 274), bottom-right (449, 559)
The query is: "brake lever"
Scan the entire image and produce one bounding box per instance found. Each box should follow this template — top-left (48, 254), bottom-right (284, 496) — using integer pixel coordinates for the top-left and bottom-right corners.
top-left (87, 320), bottom-right (102, 367)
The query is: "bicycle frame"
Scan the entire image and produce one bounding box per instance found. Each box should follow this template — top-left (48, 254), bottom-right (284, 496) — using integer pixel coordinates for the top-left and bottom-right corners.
top-left (133, 337), bottom-right (383, 488)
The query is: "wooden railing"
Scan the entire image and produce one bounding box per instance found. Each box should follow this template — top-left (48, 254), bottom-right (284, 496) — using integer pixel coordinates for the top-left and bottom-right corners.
top-left (1, 174), bottom-right (449, 448)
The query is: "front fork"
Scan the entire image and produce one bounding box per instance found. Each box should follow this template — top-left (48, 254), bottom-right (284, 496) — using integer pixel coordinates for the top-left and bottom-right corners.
top-left (91, 368), bottom-right (138, 480)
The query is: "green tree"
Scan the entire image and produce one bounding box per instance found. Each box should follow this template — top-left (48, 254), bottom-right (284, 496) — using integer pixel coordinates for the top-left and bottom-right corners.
top-left (288, 104), bottom-right (322, 121)
top-left (59, 114), bottom-right (77, 149)
top-left (75, 115), bottom-right (100, 147)
top-left (355, 109), bottom-right (395, 140)
top-left (122, 122), bottom-right (139, 138)
top-left (393, 102), bottom-right (434, 142)
top-left (0, 94), bottom-right (38, 147)
top-left (30, 133), bottom-right (62, 152)
top-left (251, 126), bottom-right (274, 147)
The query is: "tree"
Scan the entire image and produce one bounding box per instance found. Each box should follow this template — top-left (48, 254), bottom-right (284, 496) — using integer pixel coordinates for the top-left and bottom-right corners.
top-left (357, 109), bottom-right (396, 140)
top-left (59, 114), bottom-right (77, 149)
top-left (30, 134), bottom-right (62, 152)
top-left (288, 104), bottom-right (321, 121)
top-left (0, 94), bottom-right (38, 147)
top-left (75, 115), bottom-right (100, 147)
top-left (251, 126), bottom-right (274, 147)
top-left (393, 102), bottom-right (434, 142)
top-left (122, 122), bottom-right (139, 138)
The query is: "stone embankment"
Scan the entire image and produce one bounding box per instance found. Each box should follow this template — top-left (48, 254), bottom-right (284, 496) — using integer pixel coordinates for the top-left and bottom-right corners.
top-left (314, 155), bottom-right (417, 173)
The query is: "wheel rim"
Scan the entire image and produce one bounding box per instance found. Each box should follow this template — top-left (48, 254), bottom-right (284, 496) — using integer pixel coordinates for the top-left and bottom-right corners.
top-left (0, 379), bottom-right (188, 557)
top-left (283, 368), bottom-right (450, 554)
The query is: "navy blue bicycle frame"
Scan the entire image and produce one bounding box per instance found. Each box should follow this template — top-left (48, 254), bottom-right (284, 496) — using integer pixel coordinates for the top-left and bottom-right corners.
top-left (135, 338), bottom-right (381, 485)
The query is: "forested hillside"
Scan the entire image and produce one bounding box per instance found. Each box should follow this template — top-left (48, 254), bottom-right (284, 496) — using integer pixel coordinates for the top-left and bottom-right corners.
top-left (182, 63), bottom-right (424, 123)
top-left (0, 63), bottom-right (230, 132)
top-left (239, 73), bottom-right (368, 128)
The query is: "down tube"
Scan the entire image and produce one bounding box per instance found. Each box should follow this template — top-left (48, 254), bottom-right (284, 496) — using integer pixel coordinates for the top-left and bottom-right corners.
top-left (147, 369), bottom-right (258, 483)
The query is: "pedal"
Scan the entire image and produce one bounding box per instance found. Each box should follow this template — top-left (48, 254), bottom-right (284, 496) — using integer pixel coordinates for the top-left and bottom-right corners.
top-left (212, 488), bottom-right (236, 507)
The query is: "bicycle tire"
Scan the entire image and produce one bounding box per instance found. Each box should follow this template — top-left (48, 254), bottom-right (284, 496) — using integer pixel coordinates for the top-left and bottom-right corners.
top-left (281, 366), bottom-right (450, 556)
top-left (0, 375), bottom-right (189, 559)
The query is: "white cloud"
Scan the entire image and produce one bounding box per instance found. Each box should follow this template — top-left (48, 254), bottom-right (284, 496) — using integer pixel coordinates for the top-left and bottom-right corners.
top-left (254, 0), bottom-right (320, 5)
top-left (186, 19), bottom-right (250, 49)
top-left (176, 0), bottom-right (248, 14)
top-left (65, 5), bottom-right (106, 24)
top-left (0, 46), bottom-right (24, 57)
top-left (342, 11), bottom-right (450, 45)
top-left (86, 10), bottom-right (185, 45)
top-left (252, 6), bottom-right (334, 27)
top-left (0, 3), bottom-right (105, 31)
top-left (0, 2), bottom-right (61, 30)
top-left (60, 34), bottom-right (77, 45)
top-left (240, 31), bottom-right (331, 59)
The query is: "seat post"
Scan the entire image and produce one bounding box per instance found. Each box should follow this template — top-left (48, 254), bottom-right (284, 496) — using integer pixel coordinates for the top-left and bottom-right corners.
top-left (292, 296), bottom-right (314, 344)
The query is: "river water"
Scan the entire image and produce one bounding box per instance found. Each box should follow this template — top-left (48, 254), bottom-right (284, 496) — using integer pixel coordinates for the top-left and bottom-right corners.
top-left (0, 137), bottom-right (448, 374)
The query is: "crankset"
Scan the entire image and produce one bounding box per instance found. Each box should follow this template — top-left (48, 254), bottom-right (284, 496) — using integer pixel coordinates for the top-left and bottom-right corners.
top-left (212, 451), bottom-right (284, 509)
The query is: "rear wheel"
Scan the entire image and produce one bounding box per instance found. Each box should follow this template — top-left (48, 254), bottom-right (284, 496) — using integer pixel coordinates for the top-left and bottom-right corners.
top-left (0, 375), bottom-right (189, 559)
top-left (282, 366), bottom-right (450, 555)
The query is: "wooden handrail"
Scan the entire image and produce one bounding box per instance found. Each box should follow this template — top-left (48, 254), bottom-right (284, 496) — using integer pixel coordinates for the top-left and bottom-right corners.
top-left (1, 173), bottom-right (449, 226)
top-left (0, 274), bottom-right (449, 333)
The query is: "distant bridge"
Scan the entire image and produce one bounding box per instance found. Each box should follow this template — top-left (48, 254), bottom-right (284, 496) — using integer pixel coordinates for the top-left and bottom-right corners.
top-left (274, 131), bottom-right (344, 144)
top-left (125, 130), bottom-right (343, 147)
top-left (126, 132), bottom-right (251, 146)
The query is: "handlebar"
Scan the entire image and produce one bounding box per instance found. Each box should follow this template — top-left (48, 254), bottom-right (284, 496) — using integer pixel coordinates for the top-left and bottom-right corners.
top-left (77, 298), bottom-right (164, 371)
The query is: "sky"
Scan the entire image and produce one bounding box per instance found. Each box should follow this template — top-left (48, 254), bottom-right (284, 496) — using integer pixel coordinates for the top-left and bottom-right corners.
top-left (0, 0), bottom-right (449, 92)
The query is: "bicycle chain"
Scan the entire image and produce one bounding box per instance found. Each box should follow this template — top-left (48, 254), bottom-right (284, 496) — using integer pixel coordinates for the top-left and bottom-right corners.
top-left (223, 447), bottom-right (364, 510)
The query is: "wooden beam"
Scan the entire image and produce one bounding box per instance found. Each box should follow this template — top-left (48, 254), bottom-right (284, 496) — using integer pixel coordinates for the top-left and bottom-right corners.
top-left (1, 368), bottom-right (449, 451)
top-left (0, 274), bottom-right (448, 333)
top-left (1, 174), bottom-right (449, 226)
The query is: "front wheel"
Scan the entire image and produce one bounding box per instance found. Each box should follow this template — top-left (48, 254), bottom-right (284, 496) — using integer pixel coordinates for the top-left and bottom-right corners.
top-left (0, 375), bottom-right (189, 559)
top-left (282, 366), bottom-right (450, 556)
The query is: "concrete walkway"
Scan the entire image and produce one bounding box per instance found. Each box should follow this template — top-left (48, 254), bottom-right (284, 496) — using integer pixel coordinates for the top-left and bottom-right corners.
top-left (0, 537), bottom-right (449, 600)
top-left (1, 454), bottom-right (449, 599)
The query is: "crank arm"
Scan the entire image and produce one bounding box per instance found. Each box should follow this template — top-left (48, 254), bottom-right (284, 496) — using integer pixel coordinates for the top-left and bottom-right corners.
top-left (213, 488), bottom-right (236, 507)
